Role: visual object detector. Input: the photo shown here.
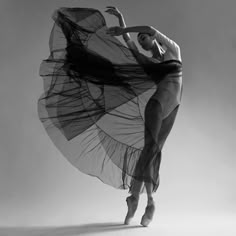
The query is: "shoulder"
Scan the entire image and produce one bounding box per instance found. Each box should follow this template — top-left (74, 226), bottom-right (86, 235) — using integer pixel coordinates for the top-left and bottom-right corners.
top-left (150, 26), bottom-right (181, 52)
top-left (163, 38), bottom-right (181, 60)
top-left (164, 47), bottom-right (181, 61)
top-left (168, 41), bottom-right (181, 55)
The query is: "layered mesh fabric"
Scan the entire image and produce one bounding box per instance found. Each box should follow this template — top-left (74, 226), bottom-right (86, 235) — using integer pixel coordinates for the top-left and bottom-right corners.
top-left (38, 7), bottom-right (182, 194)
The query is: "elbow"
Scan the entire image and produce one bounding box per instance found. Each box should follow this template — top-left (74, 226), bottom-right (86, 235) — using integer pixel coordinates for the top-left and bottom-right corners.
top-left (176, 44), bottom-right (180, 52)
top-left (175, 44), bottom-right (181, 59)
top-left (173, 41), bottom-right (180, 52)
top-left (176, 44), bottom-right (181, 55)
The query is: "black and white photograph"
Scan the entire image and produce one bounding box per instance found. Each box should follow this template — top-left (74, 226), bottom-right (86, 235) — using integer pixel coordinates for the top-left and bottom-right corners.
top-left (0, 0), bottom-right (235, 235)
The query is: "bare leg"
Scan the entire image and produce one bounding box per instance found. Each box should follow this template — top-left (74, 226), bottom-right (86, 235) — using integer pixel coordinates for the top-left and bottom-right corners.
top-left (135, 98), bottom-right (162, 227)
top-left (140, 103), bottom-right (180, 227)
top-left (144, 103), bottom-right (180, 199)
top-left (130, 98), bottom-right (163, 201)
top-left (129, 180), bottom-right (142, 200)
top-left (143, 99), bottom-right (163, 204)
top-left (158, 104), bottom-right (180, 151)
top-left (125, 99), bottom-right (162, 225)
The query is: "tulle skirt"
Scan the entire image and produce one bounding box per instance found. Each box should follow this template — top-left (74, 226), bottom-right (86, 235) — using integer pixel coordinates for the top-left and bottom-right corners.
top-left (38, 7), bottom-right (183, 194)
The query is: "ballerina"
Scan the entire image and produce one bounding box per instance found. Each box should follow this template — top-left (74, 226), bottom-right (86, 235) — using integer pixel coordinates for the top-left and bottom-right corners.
top-left (38, 6), bottom-right (183, 228)
top-left (106, 6), bottom-right (182, 226)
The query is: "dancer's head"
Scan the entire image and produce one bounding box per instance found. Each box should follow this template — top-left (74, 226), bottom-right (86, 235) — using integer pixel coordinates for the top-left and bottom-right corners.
top-left (137, 32), bottom-right (162, 51)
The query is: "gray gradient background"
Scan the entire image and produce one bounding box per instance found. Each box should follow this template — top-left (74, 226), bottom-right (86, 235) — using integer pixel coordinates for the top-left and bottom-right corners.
top-left (0, 0), bottom-right (235, 234)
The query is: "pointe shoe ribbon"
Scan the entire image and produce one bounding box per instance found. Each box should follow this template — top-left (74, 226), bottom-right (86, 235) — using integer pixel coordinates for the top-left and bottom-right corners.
top-left (124, 196), bottom-right (139, 225)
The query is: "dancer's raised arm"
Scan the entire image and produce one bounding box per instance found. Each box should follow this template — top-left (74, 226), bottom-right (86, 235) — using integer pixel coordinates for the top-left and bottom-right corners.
top-left (105, 6), bottom-right (139, 51)
top-left (105, 6), bottom-right (130, 42)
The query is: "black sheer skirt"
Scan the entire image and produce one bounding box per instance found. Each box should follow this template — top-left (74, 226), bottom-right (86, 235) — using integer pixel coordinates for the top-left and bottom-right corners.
top-left (38, 7), bottom-right (182, 194)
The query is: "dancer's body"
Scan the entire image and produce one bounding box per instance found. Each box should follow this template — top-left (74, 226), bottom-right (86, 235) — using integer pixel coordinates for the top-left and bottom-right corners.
top-left (106, 6), bottom-right (182, 226)
top-left (38, 7), bottom-right (182, 228)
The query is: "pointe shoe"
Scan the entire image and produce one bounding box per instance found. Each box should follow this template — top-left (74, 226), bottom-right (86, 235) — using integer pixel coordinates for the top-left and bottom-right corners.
top-left (140, 201), bottom-right (155, 227)
top-left (124, 195), bottom-right (139, 225)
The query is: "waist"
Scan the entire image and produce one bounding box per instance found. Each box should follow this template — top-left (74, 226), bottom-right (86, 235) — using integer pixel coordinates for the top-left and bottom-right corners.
top-left (158, 74), bottom-right (182, 88)
top-left (164, 71), bottom-right (182, 81)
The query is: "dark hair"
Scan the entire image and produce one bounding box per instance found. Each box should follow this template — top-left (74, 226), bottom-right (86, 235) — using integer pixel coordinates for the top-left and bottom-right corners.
top-left (137, 32), bottom-right (162, 46)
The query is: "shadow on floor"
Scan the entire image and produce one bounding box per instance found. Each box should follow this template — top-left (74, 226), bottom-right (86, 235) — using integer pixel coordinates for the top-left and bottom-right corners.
top-left (0, 222), bottom-right (144, 236)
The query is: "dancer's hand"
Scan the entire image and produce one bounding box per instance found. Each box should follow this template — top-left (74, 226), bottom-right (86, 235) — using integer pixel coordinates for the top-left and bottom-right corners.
top-left (106, 26), bottom-right (125, 36)
top-left (105, 6), bottom-right (122, 18)
top-left (105, 6), bottom-right (131, 41)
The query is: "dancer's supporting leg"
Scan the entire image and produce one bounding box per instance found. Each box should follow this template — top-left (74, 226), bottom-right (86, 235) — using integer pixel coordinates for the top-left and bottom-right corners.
top-left (158, 105), bottom-right (179, 151)
top-left (137, 98), bottom-right (163, 226)
top-left (144, 104), bottom-right (180, 200)
top-left (143, 98), bottom-right (163, 204)
top-left (125, 99), bottom-right (162, 225)
top-left (140, 104), bottom-right (180, 227)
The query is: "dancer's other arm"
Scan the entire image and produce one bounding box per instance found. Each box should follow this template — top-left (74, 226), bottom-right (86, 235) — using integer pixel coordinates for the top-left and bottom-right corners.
top-left (107, 25), bottom-right (180, 58)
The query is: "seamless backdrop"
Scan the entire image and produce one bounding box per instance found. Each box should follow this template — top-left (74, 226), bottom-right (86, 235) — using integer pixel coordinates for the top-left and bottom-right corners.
top-left (0, 0), bottom-right (235, 228)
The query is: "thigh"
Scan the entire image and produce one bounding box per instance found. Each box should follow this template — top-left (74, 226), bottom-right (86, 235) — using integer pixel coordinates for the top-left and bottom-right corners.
top-left (144, 98), bottom-right (163, 146)
top-left (158, 104), bottom-right (179, 149)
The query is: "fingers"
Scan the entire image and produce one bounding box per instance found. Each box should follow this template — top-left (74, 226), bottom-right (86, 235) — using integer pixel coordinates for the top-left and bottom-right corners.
top-left (106, 27), bottom-right (112, 34)
top-left (106, 26), bottom-right (123, 36)
top-left (106, 27), bottom-right (115, 33)
top-left (106, 30), bottom-right (115, 36)
top-left (105, 6), bottom-right (117, 12)
top-left (105, 9), bottom-right (115, 14)
top-left (106, 27), bottom-right (118, 36)
top-left (105, 9), bottom-right (118, 15)
top-left (105, 6), bottom-right (120, 15)
top-left (106, 6), bottom-right (117, 10)
top-left (109, 26), bottom-right (119, 31)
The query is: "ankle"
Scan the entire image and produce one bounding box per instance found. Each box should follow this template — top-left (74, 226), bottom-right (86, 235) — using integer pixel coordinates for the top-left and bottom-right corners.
top-left (131, 193), bottom-right (140, 201)
top-left (147, 196), bottom-right (154, 205)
